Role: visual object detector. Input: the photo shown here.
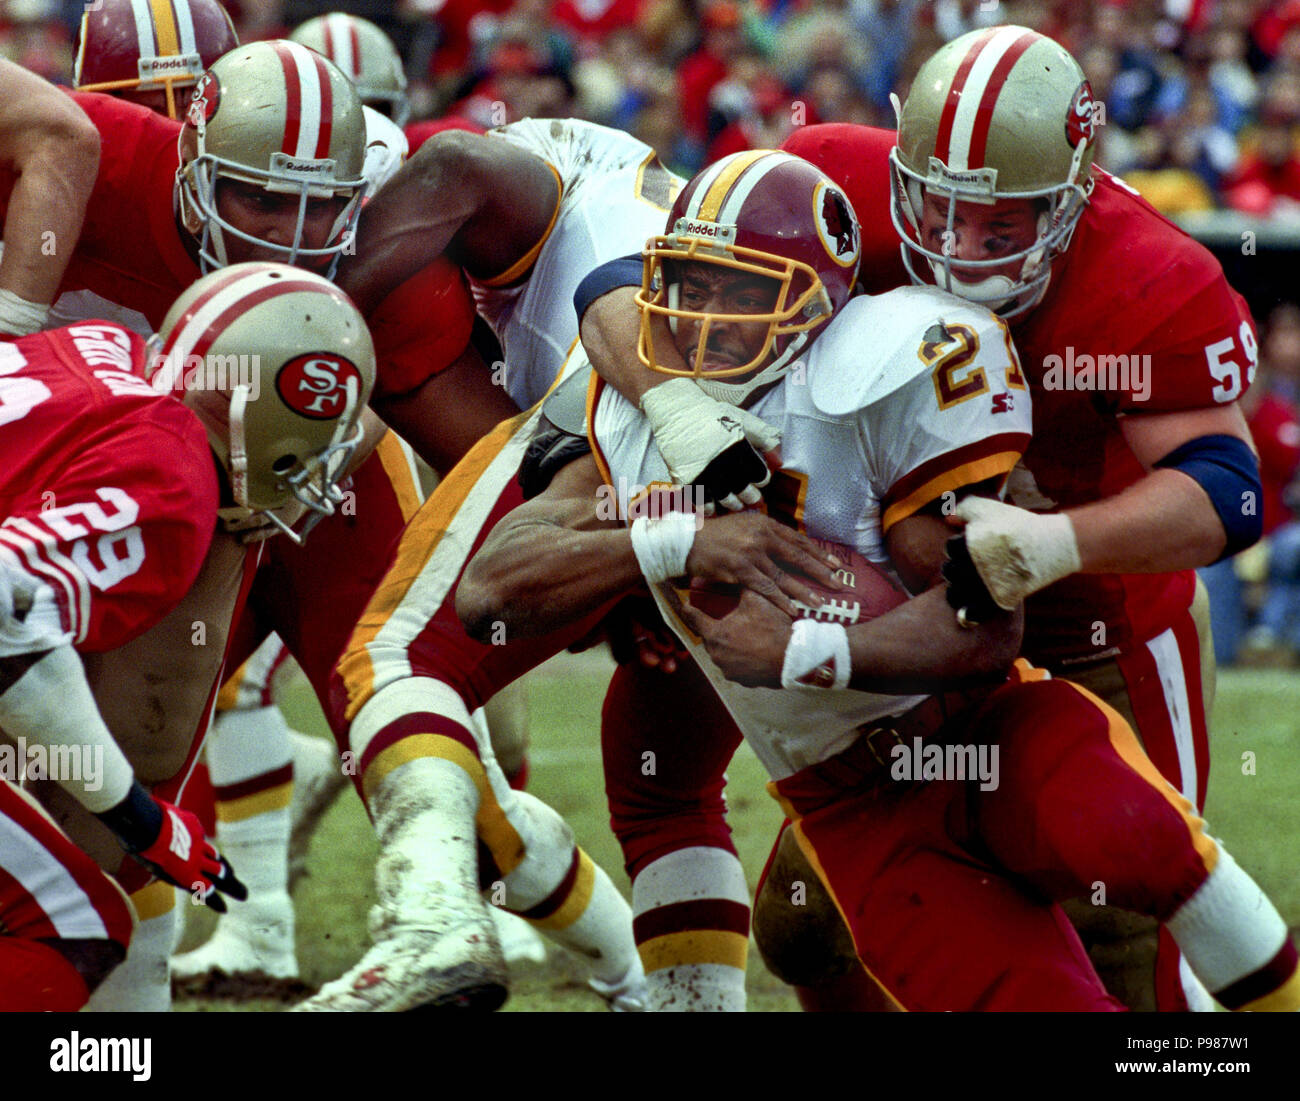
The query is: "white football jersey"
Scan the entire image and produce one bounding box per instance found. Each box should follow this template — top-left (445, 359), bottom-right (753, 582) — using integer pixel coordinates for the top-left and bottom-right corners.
top-left (590, 285), bottom-right (1033, 780)
top-left (470, 118), bottom-right (683, 409)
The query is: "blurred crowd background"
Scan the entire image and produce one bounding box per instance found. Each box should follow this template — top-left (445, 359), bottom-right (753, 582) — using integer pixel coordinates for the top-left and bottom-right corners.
top-left (11, 0), bottom-right (1300, 218)
top-left (4, 0), bottom-right (1300, 660)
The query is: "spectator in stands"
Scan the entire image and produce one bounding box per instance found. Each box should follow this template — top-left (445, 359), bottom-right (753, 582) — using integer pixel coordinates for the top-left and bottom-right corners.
top-left (1240, 304), bottom-right (1300, 663)
top-left (1222, 105), bottom-right (1300, 215)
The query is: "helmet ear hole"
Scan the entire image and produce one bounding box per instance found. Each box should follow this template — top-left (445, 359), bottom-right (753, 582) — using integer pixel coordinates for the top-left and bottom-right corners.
top-left (272, 454), bottom-right (298, 475)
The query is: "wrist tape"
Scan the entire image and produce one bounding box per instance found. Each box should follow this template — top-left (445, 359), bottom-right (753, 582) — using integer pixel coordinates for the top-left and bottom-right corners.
top-left (781, 619), bottom-right (851, 689)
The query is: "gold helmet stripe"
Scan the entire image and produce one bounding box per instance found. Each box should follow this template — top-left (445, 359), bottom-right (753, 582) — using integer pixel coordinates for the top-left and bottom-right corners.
top-left (147, 0), bottom-right (181, 57)
top-left (696, 148), bottom-right (768, 222)
top-left (717, 151), bottom-right (799, 225)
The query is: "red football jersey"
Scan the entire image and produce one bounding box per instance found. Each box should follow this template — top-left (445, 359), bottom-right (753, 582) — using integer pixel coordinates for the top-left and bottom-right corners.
top-left (0, 322), bottom-right (216, 651)
top-left (782, 124), bottom-right (1257, 661)
top-left (0, 92), bottom-right (475, 403)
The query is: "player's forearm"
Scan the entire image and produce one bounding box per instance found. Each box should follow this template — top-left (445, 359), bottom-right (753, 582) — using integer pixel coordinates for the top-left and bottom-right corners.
top-left (845, 585), bottom-right (1022, 694)
top-left (0, 78), bottom-right (99, 310)
top-left (582, 286), bottom-right (688, 406)
top-left (1067, 469), bottom-right (1226, 573)
top-left (0, 646), bottom-right (133, 813)
top-left (458, 516), bottom-right (642, 642)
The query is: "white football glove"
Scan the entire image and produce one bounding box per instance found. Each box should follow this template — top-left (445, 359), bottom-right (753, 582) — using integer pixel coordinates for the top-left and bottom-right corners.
top-left (955, 496), bottom-right (1082, 611)
top-left (640, 378), bottom-right (781, 514)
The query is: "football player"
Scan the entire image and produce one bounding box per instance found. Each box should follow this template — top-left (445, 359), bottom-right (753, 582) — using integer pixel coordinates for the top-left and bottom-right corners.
top-left (1, 261), bottom-right (371, 1009)
top-left (577, 26), bottom-right (1264, 1012)
top-left (289, 12), bottom-right (411, 128)
top-left (73, 0), bottom-right (238, 120)
top-left (456, 151), bottom-right (1300, 1012)
top-left (0, 42), bottom-right (484, 1005)
top-left (295, 117), bottom-right (720, 1011)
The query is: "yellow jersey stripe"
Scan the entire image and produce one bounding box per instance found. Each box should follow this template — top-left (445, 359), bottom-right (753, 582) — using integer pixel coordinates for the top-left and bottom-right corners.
top-left (880, 451), bottom-right (1021, 533)
top-left (478, 163), bottom-right (564, 288)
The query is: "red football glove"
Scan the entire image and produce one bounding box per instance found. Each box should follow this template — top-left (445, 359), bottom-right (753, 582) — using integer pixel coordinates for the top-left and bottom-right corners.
top-left (97, 781), bottom-right (247, 911)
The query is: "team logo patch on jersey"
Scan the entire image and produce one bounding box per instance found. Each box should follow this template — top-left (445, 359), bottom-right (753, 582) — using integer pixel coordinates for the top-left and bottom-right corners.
top-left (812, 183), bottom-right (860, 269)
top-left (187, 70), bottom-right (220, 131)
top-left (276, 354), bottom-right (361, 419)
top-left (1066, 80), bottom-right (1097, 149)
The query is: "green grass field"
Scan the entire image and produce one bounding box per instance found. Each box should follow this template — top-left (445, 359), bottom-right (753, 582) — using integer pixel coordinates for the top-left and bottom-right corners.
top-left (174, 658), bottom-right (1300, 1012)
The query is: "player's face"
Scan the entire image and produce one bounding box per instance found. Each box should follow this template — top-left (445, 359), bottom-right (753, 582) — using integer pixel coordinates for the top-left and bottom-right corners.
top-left (670, 262), bottom-right (782, 374)
top-left (918, 193), bottom-right (1040, 278)
top-left (214, 180), bottom-right (348, 271)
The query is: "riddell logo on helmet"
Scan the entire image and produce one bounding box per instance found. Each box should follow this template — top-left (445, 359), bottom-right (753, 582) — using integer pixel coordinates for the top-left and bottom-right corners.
top-left (277, 354), bottom-right (362, 418)
top-left (138, 54), bottom-right (204, 80)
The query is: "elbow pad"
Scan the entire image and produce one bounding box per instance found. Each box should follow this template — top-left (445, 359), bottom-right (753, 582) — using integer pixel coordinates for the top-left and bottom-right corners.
top-left (1152, 433), bottom-right (1262, 560)
top-left (574, 254), bottom-right (643, 324)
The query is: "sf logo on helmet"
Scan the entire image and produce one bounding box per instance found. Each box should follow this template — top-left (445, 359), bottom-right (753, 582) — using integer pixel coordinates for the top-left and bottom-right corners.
top-left (1066, 80), bottom-right (1098, 149)
top-left (187, 70), bottom-right (220, 132)
top-left (276, 354), bottom-right (362, 418)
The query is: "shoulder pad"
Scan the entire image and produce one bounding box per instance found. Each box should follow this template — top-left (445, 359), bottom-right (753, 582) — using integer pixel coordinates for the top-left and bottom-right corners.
top-left (540, 361), bottom-right (592, 437)
top-left (809, 286), bottom-right (1001, 416)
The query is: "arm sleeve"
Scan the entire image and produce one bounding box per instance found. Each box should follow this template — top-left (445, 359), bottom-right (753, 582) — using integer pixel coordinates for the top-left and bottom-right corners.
top-left (868, 312), bottom-right (1033, 533)
top-left (574, 254), bottom-right (643, 323)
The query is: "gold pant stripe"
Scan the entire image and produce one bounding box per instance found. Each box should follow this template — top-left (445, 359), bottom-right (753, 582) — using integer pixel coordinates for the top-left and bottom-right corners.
top-left (769, 783), bottom-right (908, 1012)
top-left (1063, 679), bottom-right (1220, 877)
top-left (375, 431), bottom-right (424, 523)
top-left (339, 410), bottom-right (532, 721)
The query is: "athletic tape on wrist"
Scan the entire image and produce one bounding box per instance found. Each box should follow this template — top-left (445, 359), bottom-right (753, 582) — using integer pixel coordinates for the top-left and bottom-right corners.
top-left (781, 619), bottom-right (851, 689)
top-left (630, 511), bottom-right (697, 584)
top-left (0, 289), bottom-right (50, 337)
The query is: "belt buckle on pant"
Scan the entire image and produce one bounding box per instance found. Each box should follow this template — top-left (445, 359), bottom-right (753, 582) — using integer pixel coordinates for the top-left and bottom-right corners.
top-left (863, 724), bottom-right (905, 768)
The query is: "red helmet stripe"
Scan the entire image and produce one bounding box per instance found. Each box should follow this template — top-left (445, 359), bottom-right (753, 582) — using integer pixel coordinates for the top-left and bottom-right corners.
top-left (966, 30), bottom-right (1039, 169)
top-left (933, 27), bottom-right (997, 169)
top-left (160, 265), bottom-right (264, 358)
top-left (348, 23), bottom-right (362, 80)
top-left (187, 280), bottom-right (343, 363)
top-left (311, 49), bottom-right (334, 159)
top-left (273, 41), bottom-right (304, 157)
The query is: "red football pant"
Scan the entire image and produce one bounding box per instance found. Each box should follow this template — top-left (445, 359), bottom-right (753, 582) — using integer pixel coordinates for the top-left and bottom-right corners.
top-left (772, 669), bottom-right (1220, 1011)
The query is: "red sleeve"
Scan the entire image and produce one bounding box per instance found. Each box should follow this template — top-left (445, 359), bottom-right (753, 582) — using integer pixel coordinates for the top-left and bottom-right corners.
top-left (1030, 176), bottom-right (1259, 416)
top-left (366, 258), bottom-right (477, 401)
top-left (0, 325), bottom-right (216, 651)
top-left (1115, 275), bottom-right (1256, 414)
top-left (780, 124), bottom-right (907, 293)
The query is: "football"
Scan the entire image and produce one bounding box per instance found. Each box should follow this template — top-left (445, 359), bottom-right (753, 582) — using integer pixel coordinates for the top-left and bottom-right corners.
top-left (687, 538), bottom-right (907, 624)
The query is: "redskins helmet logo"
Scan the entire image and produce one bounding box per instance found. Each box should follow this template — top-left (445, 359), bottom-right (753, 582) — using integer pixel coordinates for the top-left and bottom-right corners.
top-left (187, 70), bottom-right (220, 131)
top-left (1066, 80), bottom-right (1097, 150)
top-left (276, 354), bottom-right (362, 419)
top-left (813, 183), bottom-right (860, 269)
